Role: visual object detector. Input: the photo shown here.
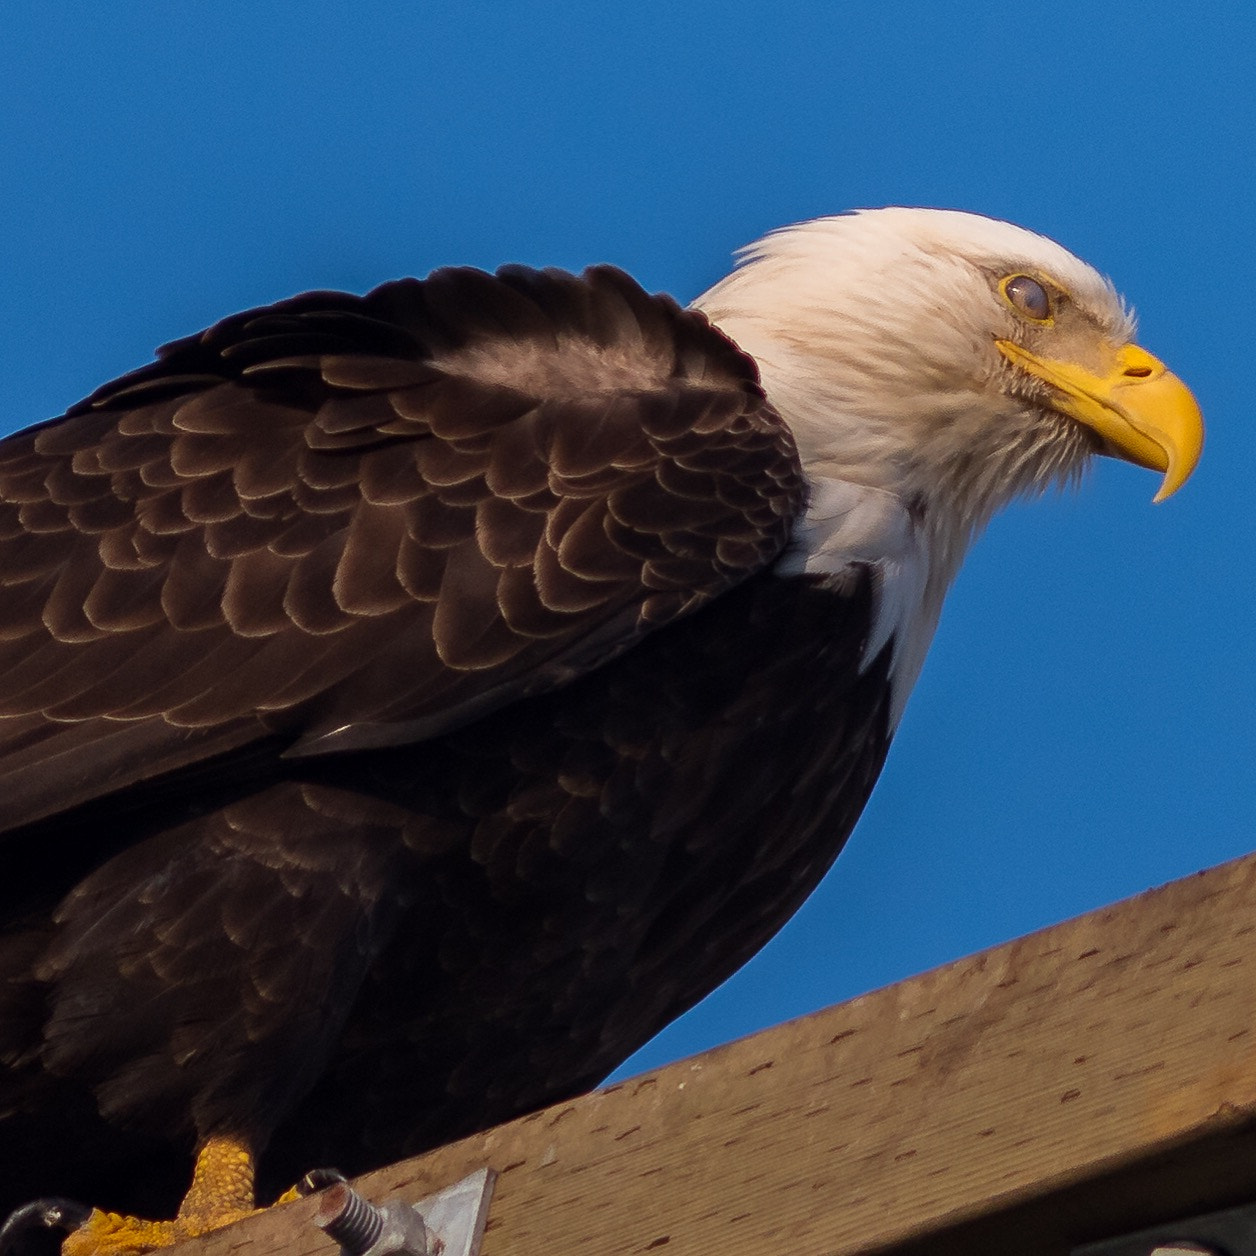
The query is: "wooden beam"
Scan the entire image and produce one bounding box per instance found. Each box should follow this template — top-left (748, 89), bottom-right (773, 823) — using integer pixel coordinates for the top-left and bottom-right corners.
top-left (189, 850), bottom-right (1256, 1256)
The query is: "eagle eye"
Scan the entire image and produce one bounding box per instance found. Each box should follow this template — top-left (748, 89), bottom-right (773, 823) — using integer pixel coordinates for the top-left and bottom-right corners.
top-left (1000, 274), bottom-right (1052, 323)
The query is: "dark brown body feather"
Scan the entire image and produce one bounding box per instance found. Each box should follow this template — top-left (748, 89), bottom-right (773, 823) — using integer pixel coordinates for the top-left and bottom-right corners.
top-left (0, 265), bottom-right (891, 1217)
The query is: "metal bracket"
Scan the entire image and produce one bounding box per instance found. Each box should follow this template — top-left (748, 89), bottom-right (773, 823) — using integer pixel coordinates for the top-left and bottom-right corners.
top-left (315, 1167), bottom-right (497, 1256)
top-left (1073, 1200), bottom-right (1256, 1255)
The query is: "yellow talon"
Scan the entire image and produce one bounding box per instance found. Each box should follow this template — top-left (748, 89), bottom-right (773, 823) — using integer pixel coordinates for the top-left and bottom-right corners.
top-left (61, 1137), bottom-right (260, 1256)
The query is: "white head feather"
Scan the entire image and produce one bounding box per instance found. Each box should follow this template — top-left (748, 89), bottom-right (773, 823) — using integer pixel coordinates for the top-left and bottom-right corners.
top-left (693, 208), bottom-right (1140, 722)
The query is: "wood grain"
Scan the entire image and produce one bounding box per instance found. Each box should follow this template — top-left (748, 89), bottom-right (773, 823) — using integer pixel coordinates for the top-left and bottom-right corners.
top-left (186, 851), bottom-right (1256, 1256)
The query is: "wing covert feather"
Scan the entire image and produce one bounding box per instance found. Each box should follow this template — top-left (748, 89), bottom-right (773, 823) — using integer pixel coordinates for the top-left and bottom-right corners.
top-left (0, 266), bottom-right (804, 832)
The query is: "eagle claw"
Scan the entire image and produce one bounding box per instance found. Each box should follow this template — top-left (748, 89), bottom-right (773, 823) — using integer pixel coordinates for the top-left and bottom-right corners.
top-left (295, 1169), bottom-right (348, 1198)
top-left (0, 1199), bottom-right (93, 1256)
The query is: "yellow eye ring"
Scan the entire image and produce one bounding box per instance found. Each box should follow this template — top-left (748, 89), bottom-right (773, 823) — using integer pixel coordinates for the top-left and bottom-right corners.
top-left (1000, 274), bottom-right (1054, 325)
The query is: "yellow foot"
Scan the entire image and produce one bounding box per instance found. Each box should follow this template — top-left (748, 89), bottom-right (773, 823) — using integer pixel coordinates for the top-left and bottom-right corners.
top-left (0, 1138), bottom-right (341, 1256)
top-left (62, 1135), bottom-right (259, 1256)
top-left (60, 1207), bottom-right (251, 1256)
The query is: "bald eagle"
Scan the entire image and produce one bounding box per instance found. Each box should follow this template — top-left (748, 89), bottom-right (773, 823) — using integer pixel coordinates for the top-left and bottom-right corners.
top-left (0, 209), bottom-right (1201, 1254)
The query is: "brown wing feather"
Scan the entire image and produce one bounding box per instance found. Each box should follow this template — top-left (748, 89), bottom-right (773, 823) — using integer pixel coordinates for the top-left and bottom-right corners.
top-left (0, 266), bottom-right (803, 832)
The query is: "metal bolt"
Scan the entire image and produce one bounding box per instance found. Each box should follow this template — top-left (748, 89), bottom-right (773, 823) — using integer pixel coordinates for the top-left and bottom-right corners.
top-left (316, 1182), bottom-right (386, 1255)
top-left (312, 1181), bottom-right (434, 1256)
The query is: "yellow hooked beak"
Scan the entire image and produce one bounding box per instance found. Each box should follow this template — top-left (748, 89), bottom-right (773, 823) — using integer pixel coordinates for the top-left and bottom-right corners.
top-left (995, 340), bottom-right (1204, 502)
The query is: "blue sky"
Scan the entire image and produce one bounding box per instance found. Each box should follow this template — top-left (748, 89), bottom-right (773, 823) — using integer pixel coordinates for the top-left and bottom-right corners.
top-left (2, 3), bottom-right (1251, 1081)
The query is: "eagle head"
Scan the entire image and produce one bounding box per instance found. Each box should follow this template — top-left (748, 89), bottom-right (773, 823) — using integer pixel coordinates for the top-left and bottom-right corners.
top-left (695, 208), bottom-right (1203, 550)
